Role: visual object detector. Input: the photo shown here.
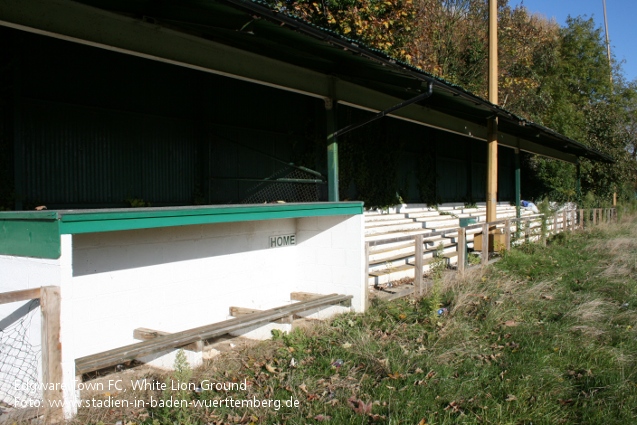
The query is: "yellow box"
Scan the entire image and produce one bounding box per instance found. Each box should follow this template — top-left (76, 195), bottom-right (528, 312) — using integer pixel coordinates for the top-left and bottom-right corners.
top-left (473, 230), bottom-right (507, 252)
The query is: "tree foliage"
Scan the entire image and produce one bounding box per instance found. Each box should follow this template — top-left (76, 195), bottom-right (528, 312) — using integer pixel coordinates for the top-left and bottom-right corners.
top-left (272, 0), bottom-right (637, 203)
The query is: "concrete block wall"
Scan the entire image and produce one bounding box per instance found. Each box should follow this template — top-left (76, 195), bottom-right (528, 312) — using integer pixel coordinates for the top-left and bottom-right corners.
top-left (0, 212), bottom-right (365, 416)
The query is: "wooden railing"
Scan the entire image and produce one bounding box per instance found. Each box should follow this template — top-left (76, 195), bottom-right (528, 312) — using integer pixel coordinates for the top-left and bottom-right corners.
top-left (0, 286), bottom-right (62, 422)
top-left (366, 208), bottom-right (617, 297)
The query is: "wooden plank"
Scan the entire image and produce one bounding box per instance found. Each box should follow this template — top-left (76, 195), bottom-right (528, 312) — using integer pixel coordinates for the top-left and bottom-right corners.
top-left (0, 287), bottom-right (41, 305)
top-left (414, 234), bottom-right (424, 296)
top-left (364, 242), bottom-right (370, 311)
top-left (525, 217), bottom-right (531, 242)
top-left (76, 293), bottom-right (352, 375)
top-left (457, 228), bottom-right (466, 275)
top-left (504, 219), bottom-right (511, 250)
top-left (40, 286), bottom-right (63, 423)
top-left (229, 307), bottom-right (292, 324)
top-left (563, 211), bottom-right (567, 232)
top-left (290, 292), bottom-right (322, 302)
top-left (481, 223), bottom-right (489, 265)
top-left (133, 328), bottom-right (203, 352)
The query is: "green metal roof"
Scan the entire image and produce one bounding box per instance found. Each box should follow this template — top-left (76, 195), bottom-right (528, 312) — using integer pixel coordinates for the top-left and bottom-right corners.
top-left (2, 0), bottom-right (613, 163)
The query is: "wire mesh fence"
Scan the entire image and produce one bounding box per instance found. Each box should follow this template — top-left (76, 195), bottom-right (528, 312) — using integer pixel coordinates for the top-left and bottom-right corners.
top-left (242, 165), bottom-right (326, 204)
top-left (0, 299), bottom-right (42, 407)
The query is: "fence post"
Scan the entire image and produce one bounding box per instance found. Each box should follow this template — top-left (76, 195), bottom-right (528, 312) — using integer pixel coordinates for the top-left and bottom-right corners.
top-left (41, 286), bottom-right (63, 423)
top-left (505, 219), bottom-right (511, 251)
top-left (364, 242), bottom-right (370, 311)
top-left (458, 228), bottom-right (466, 275)
top-left (414, 235), bottom-right (424, 296)
top-left (481, 222), bottom-right (489, 265)
top-left (553, 212), bottom-right (558, 235)
top-left (525, 217), bottom-right (531, 242)
top-left (579, 209), bottom-right (583, 230)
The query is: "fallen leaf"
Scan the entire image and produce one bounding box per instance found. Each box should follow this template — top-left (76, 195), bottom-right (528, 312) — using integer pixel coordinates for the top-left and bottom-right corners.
top-left (35, 205), bottom-right (47, 211)
top-left (558, 398), bottom-right (574, 405)
top-left (347, 396), bottom-right (373, 415)
top-left (342, 342), bottom-right (352, 349)
top-left (314, 414), bottom-right (331, 421)
top-left (505, 394), bottom-right (517, 402)
top-left (299, 384), bottom-right (308, 394)
top-left (265, 363), bottom-right (277, 373)
top-left (541, 295), bottom-right (554, 300)
top-left (504, 320), bottom-right (518, 327)
top-left (417, 419), bottom-right (428, 425)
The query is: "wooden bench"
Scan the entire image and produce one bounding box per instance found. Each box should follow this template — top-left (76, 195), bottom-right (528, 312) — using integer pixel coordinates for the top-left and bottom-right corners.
top-left (75, 293), bottom-right (352, 375)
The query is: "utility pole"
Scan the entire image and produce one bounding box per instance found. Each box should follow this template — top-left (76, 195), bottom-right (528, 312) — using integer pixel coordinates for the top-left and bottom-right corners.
top-left (486, 0), bottom-right (498, 225)
top-left (602, 0), bottom-right (612, 84)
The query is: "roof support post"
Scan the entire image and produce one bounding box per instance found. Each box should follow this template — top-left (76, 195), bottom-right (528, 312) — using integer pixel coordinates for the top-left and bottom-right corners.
top-left (326, 98), bottom-right (339, 201)
top-left (515, 148), bottom-right (521, 219)
top-left (576, 159), bottom-right (582, 204)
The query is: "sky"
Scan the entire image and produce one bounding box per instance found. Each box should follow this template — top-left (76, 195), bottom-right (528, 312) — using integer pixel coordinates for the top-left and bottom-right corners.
top-left (510, 0), bottom-right (637, 83)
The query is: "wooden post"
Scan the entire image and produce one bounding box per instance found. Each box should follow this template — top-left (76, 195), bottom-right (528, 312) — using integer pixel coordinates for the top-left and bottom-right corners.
top-left (364, 242), bottom-right (370, 311)
top-left (540, 216), bottom-right (547, 244)
top-left (414, 234), bottom-right (424, 296)
top-left (41, 286), bottom-right (63, 423)
top-left (553, 212), bottom-right (558, 235)
top-left (563, 211), bottom-right (567, 232)
top-left (525, 217), bottom-right (530, 242)
top-left (579, 209), bottom-right (583, 229)
top-left (504, 219), bottom-right (511, 250)
top-left (486, 0), bottom-right (499, 225)
top-left (481, 223), bottom-right (489, 265)
top-left (458, 228), bottom-right (466, 275)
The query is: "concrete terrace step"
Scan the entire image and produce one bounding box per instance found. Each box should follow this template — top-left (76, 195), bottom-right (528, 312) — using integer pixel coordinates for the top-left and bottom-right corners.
top-left (365, 228), bottom-right (432, 242)
top-left (404, 211), bottom-right (445, 219)
top-left (364, 213), bottom-right (410, 222)
top-left (365, 222), bottom-right (429, 234)
top-left (365, 218), bottom-right (417, 228)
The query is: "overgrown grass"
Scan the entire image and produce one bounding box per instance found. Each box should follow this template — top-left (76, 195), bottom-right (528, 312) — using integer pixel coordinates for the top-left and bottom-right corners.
top-left (73, 214), bottom-right (637, 424)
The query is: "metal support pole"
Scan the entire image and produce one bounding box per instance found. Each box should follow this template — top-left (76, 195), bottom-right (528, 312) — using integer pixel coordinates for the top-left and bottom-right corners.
top-left (576, 160), bottom-right (581, 204)
top-left (325, 99), bottom-right (339, 201)
top-left (515, 148), bottom-right (521, 219)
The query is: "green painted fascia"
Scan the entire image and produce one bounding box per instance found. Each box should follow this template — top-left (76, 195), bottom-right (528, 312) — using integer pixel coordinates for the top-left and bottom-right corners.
top-left (0, 203), bottom-right (362, 258)
top-left (0, 216), bottom-right (61, 259)
top-left (58, 202), bottom-right (364, 234)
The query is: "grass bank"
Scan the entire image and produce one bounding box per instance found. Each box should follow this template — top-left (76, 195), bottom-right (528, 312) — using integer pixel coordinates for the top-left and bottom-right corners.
top-left (75, 213), bottom-right (637, 425)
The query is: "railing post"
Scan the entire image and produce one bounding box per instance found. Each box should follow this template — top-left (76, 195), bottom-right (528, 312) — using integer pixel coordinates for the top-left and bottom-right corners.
top-left (481, 222), bottom-right (489, 265)
top-left (458, 228), bottom-right (466, 275)
top-left (364, 242), bottom-right (370, 310)
top-left (525, 217), bottom-right (531, 242)
top-left (562, 210), bottom-right (567, 233)
top-left (414, 234), bottom-right (424, 296)
top-left (579, 209), bottom-right (583, 229)
top-left (553, 212), bottom-right (558, 235)
top-left (41, 286), bottom-right (63, 423)
top-left (505, 219), bottom-right (511, 251)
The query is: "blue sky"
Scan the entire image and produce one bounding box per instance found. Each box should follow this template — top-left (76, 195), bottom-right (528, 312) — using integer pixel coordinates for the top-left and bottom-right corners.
top-left (510, 0), bottom-right (637, 83)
